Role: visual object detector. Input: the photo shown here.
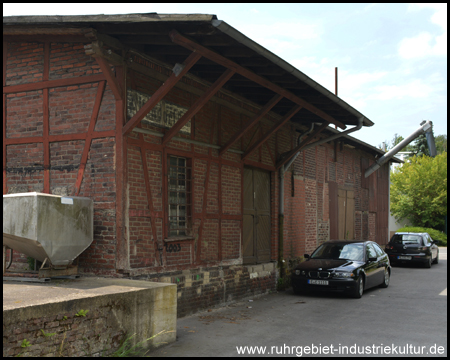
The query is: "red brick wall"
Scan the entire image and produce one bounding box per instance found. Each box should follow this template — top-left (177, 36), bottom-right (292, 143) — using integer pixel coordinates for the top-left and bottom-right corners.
top-left (4, 39), bottom-right (386, 313)
top-left (4, 41), bottom-right (117, 271)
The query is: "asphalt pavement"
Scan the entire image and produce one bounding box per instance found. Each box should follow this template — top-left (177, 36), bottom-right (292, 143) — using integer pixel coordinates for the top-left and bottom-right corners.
top-left (150, 247), bottom-right (447, 357)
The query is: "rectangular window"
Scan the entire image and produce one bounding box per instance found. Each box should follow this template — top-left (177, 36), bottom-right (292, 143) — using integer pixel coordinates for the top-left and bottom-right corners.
top-left (168, 156), bottom-right (192, 237)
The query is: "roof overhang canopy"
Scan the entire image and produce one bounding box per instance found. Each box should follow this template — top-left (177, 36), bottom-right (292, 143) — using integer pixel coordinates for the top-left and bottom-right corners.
top-left (4, 13), bottom-right (375, 133)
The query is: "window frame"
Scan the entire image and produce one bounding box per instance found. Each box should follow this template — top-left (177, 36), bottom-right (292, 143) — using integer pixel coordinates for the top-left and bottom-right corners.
top-left (167, 155), bottom-right (192, 238)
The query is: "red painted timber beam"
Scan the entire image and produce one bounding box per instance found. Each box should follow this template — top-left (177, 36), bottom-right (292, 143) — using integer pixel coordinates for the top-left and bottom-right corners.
top-left (161, 69), bottom-right (235, 146)
top-left (242, 105), bottom-right (302, 160)
top-left (122, 52), bottom-right (202, 137)
top-left (94, 57), bottom-right (123, 101)
top-left (2, 93), bottom-right (6, 194)
top-left (4, 130), bottom-right (116, 146)
top-left (138, 132), bottom-right (160, 266)
top-left (3, 74), bottom-right (106, 94)
top-left (3, 41), bottom-right (7, 194)
top-left (114, 65), bottom-right (127, 270)
top-left (43, 42), bottom-right (50, 193)
top-left (219, 94), bottom-right (283, 156)
top-left (74, 80), bottom-right (106, 195)
top-left (275, 122), bottom-right (329, 170)
top-left (169, 30), bottom-right (346, 130)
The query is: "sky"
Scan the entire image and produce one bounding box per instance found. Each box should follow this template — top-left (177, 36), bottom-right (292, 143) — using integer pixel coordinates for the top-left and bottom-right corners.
top-left (4, 3), bottom-right (447, 149)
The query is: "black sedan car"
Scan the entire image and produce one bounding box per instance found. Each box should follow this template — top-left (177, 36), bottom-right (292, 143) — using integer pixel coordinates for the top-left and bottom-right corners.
top-left (385, 232), bottom-right (439, 268)
top-left (291, 240), bottom-right (391, 298)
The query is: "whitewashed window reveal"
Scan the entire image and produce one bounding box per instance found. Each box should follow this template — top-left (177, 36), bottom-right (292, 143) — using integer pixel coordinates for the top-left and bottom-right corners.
top-left (127, 88), bottom-right (191, 134)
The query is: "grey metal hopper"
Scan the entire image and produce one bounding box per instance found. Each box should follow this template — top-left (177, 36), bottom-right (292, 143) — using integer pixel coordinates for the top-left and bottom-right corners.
top-left (3, 192), bottom-right (93, 267)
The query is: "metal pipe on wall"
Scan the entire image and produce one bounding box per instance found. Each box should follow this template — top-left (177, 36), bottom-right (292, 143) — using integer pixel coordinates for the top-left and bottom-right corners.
top-left (278, 166), bottom-right (285, 278)
top-left (278, 117), bottom-right (364, 274)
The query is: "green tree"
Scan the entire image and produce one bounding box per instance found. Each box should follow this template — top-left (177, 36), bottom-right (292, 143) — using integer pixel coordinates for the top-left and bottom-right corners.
top-left (435, 134), bottom-right (447, 155)
top-left (390, 152), bottom-right (447, 230)
top-left (390, 133), bottom-right (405, 149)
top-left (379, 133), bottom-right (414, 152)
top-left (408, 134), bottom-right (430, 158)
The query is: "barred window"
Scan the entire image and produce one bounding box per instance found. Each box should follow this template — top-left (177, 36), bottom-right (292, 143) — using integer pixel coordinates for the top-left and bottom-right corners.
top-left (168, 156), bottom-right (192, 237)
top-left (127, 89), bottom-right (191, 134)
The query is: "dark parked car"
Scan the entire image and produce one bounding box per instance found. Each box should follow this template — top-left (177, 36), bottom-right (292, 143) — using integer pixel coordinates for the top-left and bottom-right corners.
top-left (291, 240), bottom-right (391, 298)
top-left (385, 232), bottom-right (439, 268)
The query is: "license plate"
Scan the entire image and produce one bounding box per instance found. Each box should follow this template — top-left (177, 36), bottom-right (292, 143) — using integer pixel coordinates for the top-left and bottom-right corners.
top-left (308, 279), bottom-right (329, 285)
top-left (398, 256), bottom-right (412, 260)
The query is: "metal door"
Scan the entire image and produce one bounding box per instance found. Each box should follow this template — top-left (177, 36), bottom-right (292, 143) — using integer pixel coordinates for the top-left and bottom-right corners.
top-left (243, 168), bottom-right (271, 264)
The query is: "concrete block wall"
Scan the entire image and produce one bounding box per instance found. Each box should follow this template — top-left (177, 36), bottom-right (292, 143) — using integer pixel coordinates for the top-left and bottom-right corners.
top-left (3, 304), bottom-right (125, 357)
top-left (2, 279), bottom-right (177, 357)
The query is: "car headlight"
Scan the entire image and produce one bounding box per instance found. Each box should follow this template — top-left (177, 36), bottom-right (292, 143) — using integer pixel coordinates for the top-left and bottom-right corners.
top-left (295, 270), bottom-right (300, 275)
top-left (333, 272), bottom-right (354, 278)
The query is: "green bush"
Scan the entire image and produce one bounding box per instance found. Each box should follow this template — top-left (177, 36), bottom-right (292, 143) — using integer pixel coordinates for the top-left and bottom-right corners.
top-left (396, 226), bottom-right (447, 247)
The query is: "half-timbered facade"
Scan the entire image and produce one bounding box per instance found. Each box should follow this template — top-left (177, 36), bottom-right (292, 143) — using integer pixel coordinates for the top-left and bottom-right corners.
top-left (3, 14), bottom-right (397, 316)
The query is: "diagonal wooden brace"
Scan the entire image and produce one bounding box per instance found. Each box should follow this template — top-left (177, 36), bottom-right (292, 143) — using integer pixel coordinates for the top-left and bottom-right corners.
top-left (122, 52), bottom-right (202, 137)
top-left (74, 81), bottom-right (106, 195)
top-left (94, 56), bottom-right (123, 101)
top-left (169, 29), bottom-right (346, 130)
top-left (162, 68), bottom-right (235, 146)
top-left (219, 94), bottom-right (283, 156)
top-left (242, 105), bottom-right (302, 160)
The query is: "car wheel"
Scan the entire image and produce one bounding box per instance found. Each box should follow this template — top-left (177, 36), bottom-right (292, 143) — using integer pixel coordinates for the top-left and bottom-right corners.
top-left (424, 257), bottom-right (432, 268)
top-left (379, 268), bottom-right (390, 288)
top-left (351, 276), bottom-right (364, 299)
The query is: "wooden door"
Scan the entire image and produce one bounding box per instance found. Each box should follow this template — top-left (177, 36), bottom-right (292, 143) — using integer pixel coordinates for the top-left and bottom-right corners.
top-left (338, 189), bottom-right (355, 240)
top-left (243, 168), bottom-right (271, 264)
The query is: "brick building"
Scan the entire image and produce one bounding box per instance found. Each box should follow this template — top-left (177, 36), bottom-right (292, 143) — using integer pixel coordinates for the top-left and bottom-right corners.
top-left (3, 14), bottom-right (399, 316)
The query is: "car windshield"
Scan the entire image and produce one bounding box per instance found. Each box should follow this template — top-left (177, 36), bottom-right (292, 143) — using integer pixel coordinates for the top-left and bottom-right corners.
top-left (311, 243), bottom-right (364, 261)
top-left (391, 234), bottom-right (423, 245)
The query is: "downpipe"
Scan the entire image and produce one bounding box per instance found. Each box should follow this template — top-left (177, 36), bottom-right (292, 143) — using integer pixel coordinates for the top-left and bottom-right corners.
top-left (278, 118), bottom-right (364, 278)
top-left (278, 166), bottom-right (285, 278)
top-left (284, 118), bottom-right (364, 172)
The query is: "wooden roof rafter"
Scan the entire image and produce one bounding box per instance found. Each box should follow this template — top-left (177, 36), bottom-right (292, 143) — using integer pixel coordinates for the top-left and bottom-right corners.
top-left (242, 105), bottom-right (302, 160)
top-left (219, 94), bottom-right (283, 156)
top-left (169, 29), bottom-right (346, 131)
top-left (122, 51), bottom-right (202, 136)
top-left (162, 68), bottom-right (235, 146)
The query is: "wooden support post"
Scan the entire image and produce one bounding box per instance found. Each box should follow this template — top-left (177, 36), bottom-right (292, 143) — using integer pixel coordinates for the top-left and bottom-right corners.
top-left (94, 57), bottom-right (123, 100)
top-left (138, 129), bottom-right (160, 266)
top-left (114, 65), bottom-right (127, 270)
top-left (3, 40), bottom-right (6, 193)
top-left (43, 42), bottom-right (50, 193)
